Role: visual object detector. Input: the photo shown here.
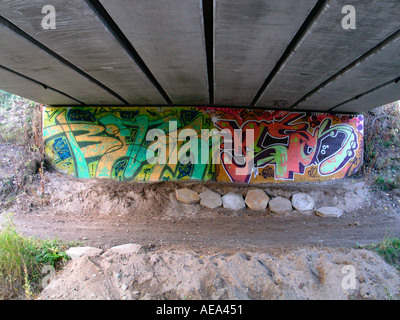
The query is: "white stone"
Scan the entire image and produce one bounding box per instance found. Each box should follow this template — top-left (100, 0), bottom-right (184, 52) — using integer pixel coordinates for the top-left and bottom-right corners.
top-left (65, 247), bottom-right (103, 260)
top-left (222, 193), bottom-right (246, 211)
top-left (245, 189), bottom-right (270, 210)
top-left (316, 207), bottom-right (344, 218)
top-left (108, 243), bottom-right (143, 255)
top-left (291, 193), bottom-right (315, 211)
top-left (175, 188), bottom-right (200, 204)
top-left (199, 190), bottom-right (222, 209)
top-left (268, 197), bottom-right (293, 214)
top-left (121, 283), bottom-right (129, 290)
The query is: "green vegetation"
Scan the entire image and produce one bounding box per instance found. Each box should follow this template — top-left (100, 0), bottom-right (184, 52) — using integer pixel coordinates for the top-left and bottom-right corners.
top-left (374, 176), bottom-right (398, 192)
top-left (0, 214), bottom-right (77, 299)
top-left (0, 89), bottom-right (42, 147)
top-left (0, 92), bottom-right (76, 299)
top-left (364, 101), bottom-right (400, 191)
top-left (358, 237), bottom-right (400, 271)
top-left (372, 237), bottom-right (400, 271)
top-left (0, 90), bottom-right (44, 209)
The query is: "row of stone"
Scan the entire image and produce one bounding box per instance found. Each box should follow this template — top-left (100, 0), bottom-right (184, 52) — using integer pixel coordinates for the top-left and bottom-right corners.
top-left (175, 188), bottom-right (344, 218)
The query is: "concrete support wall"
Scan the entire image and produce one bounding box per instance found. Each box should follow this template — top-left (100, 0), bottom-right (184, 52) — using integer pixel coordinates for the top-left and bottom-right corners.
top-left (43, 107), bottom-right (364, 183)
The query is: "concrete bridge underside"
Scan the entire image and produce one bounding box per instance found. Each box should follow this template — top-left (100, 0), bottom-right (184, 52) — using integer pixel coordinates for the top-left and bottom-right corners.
top-left (0, 0), bottom-right (399, 113)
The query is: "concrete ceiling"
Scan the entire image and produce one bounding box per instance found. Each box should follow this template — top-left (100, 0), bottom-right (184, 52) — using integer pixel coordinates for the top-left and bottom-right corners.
top-left (0, 0), bottom-right (399, 113)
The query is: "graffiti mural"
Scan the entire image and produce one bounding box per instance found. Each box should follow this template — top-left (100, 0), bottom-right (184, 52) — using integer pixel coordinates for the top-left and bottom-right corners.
top-left (43, 107), bottom-right (216, 182)
top-left (43, 107), bottom-right (364, 183)
top-left (211, 111), bottom-right (362, 183)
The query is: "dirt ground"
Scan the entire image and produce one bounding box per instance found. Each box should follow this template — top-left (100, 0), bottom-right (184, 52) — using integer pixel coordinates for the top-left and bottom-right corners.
top-left (39, 247), bottom-right (400, 300)
top-left (1, 143), bottom-right (400, 300)
top-left (6, 167), bottom-right (400, 252)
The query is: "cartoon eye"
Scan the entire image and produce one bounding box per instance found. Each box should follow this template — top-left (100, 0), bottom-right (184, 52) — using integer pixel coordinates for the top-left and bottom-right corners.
top-left (320, 144), bottom-right (330, 155)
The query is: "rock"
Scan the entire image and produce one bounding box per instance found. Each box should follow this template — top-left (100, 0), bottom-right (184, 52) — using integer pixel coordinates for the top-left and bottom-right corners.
top-left (121, 283), bottom-right (129, 291)
top-left (245, 189), bottom-right (270, 210)
top-left (316, 207), bottom-right (344, 218)
top-left (199, 190), bottom-right (222, 209)
top-left (175, 188), bottom-right (200, 204)
top-left (66, 247), bottom-right (103, 260)
top-left (108, 243), bottom-right (143, 255)
top-left (268, 197), bottom-right (293, 214)
top-left (222, 193), bottom-right (246, 211)
top-left (291, 193), bottom-right (315, 211)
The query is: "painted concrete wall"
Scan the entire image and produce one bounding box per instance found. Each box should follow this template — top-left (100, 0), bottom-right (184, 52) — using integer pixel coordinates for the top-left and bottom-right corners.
top-left (43, 107), bottom-right (364, 183)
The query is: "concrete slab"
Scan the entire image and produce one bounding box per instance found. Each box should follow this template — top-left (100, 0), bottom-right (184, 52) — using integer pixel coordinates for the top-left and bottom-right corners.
top-left (316, 207), bottom-right (344, 218)
top-left (100, 0), bottom-right (209, 105)
top-left (0, 0), bottom-right (165, 105)
top-left (0, 67), bottom-right (79, 105)
top-left (214, 0), bottom-right (318, 106)
top-left (256, 0), bottom-right (400, 109)
top-left (0, 24), bottom-right (120, 105)
top-left (0, 0), bottom-right (398, 112)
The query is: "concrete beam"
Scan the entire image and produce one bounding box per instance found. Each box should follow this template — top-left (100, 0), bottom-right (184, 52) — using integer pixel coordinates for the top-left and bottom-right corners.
top-left (256, 0), bottom-right (400, 109)
top-left (296, 31), bottom-right (400, 112)
top-left (0, 24), bottom-right (122, 105)
top-left (0, 67), bottom-right (79, 105)
top-left (214, 0), bottom-right (318, 106)
top-left (334, 81), bottom-right (400, 113)
top-left (99, 0), bottom-right (209, 105)
top-left (0, 0), bottom-right (165, 105)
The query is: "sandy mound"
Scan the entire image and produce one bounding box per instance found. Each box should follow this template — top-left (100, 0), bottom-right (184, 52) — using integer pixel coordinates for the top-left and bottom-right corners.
top-left (17, 171), bottom-right (370, 220)
top-left (39, 246), bottom-right (400, 300)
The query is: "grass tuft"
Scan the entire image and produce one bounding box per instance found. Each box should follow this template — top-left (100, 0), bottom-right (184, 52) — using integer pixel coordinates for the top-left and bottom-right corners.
top-left (358, 236), bottom-right (400, 271)
top-left (0, 213), bottom-right (78, 299)
top-left (373, 237), bottom-right (400, 270)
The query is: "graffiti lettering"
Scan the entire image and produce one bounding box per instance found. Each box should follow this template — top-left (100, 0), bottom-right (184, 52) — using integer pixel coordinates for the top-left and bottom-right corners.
top-left (215, 113), bottom-right (360, 183)
top-left (43, 107), bottom-right (364, 184)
